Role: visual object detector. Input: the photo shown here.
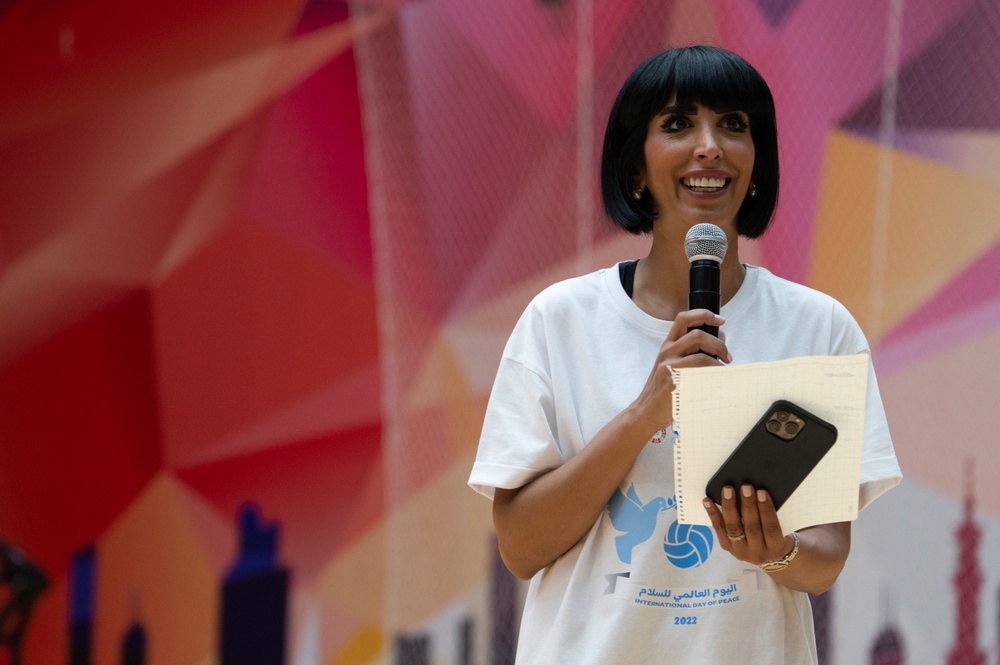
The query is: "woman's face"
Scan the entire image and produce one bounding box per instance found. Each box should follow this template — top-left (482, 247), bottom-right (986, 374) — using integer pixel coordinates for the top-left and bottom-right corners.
top-left (639, 100), bottom-right (755, 235)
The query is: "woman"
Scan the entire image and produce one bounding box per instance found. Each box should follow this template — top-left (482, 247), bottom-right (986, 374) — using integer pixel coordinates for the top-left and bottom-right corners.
top-left (469, 45), bottom-right (901, 664)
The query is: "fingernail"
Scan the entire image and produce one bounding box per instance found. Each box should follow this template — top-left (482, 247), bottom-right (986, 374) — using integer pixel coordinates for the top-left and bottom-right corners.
top-left (757, 489), bottom-right (768, 503)
top-left (742, 485), bottom-right (753, 498)
top-left (703, 498), bottom-right (713, 508)
top-left (723, 487), bottom-right (733, 500)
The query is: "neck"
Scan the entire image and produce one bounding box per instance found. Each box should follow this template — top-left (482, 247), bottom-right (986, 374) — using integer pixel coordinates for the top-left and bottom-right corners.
top-left (632, 232), bottom-right (745, 321)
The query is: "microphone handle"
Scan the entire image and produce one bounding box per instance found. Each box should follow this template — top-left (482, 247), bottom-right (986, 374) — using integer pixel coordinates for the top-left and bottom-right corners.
top-left (688, 258), bottom-right (721, 336)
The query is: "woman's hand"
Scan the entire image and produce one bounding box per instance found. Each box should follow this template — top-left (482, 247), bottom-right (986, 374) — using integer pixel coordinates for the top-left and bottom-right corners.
top-left (703, 486), bottom-right (851, 594)
top-left (629, 309), bottom-right (731, 435)
top-left (703, 484), bottom-right (790, 565)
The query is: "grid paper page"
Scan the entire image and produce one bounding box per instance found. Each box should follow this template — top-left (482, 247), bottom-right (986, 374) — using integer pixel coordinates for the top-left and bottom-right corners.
top-left (671, 353), bottom-right (869, 535)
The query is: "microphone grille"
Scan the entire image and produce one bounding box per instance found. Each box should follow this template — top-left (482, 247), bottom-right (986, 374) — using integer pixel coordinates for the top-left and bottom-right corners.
top-left (684, 223), bottom-right (728, 261)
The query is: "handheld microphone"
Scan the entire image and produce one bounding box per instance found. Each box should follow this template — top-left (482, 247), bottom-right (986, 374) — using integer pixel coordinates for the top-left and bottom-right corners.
top-left (684, 223), bottom-right (728, 336)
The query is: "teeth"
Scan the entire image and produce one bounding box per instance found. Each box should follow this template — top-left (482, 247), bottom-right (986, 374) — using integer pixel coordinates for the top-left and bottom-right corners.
top-left (683, 177), bottom-right (726, 189)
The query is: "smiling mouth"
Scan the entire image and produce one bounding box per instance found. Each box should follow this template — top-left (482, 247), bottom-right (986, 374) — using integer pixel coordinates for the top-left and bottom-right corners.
top-left (681, 177), bottom-right (728, 192)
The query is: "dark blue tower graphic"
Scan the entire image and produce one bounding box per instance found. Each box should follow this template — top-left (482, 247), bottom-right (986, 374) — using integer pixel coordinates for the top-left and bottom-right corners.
top-left (68, 547), bottom-right (96, 665)
top-left (394, 633), bottom-right (429, 665)
top-left (869, 589), bottom-right (904, 665)
top-left (220, 504), bottom-right (290, 665)
top-left (120, 592), bottom-right (147, 665)
top-left (491, 536), bottom-right (517, 665)
top-left (810, 590), bottom-right (832, 664)
top-left (869, 625), bottom-right (904, 665)
top-left (458, 616), bottom-right (473, 665)
top-left (120, 621), bottom-right (146, 665)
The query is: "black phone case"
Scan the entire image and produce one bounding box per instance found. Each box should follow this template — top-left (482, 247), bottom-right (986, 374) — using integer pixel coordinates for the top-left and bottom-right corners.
top-left (705, 399), bottom-right (838, 510)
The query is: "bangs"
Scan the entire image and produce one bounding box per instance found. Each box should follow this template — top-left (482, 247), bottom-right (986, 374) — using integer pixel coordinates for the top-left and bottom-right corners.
top-left (648, 48), bottom-right (772, 118)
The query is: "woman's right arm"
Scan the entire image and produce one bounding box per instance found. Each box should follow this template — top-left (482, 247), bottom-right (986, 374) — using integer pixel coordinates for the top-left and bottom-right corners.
top-left (492, 310), bottom-right (730, 580)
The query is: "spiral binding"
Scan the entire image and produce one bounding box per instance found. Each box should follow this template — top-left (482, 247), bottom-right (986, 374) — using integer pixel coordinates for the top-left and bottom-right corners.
top-left (669, 366), bottom-right (686, 519)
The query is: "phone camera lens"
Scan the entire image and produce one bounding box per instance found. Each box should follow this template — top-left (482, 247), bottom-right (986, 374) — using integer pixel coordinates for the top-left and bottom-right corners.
top-left (776, 411), bottom-right (789, 422)
top-left (766, 419), bottom-right (781, 433)
top-left (784, 422), bottom-right (799, 436)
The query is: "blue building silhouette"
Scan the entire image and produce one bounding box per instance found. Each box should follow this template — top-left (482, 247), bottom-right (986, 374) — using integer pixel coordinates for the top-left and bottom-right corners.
top-left (220, 504), bottom-right (289, 665)
top-left (121, 621), bottom-right (146, 665)
top-left (68, 547), bottom-right (96, 665)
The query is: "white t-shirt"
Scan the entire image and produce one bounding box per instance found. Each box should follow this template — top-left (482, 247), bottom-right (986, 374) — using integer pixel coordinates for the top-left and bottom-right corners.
top-left (469, 263), bottom-right (901, 665)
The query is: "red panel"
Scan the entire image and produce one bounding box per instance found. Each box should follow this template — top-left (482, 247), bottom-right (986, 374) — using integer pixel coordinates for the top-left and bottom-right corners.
top-left (177, 422), bottom-right (383, 581)
top-left (0, 0), bottom-right (305, 140)
top-left (20, 573), bottom-right (67, 665)
top-left (0, 293), bottom-right (160, 573)
top-left (153, 219), bottom-right (380, 464)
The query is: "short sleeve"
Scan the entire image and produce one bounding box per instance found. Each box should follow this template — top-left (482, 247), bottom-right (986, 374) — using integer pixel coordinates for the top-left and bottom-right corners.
top-left (468, 356), bottom-right (564, 500)
top-left (830, 303), bottom-right (902, 510)
top-left (857, 356), bottom-right (902, 509)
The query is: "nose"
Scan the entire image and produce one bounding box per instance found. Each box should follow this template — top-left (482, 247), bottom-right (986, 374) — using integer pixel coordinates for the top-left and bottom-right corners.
top-left (695, 125), bottom-right (722, 160)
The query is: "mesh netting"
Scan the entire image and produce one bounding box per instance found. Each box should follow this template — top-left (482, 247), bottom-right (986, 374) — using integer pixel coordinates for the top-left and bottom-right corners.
top-left (351, 0), bottom-right (1000, 662)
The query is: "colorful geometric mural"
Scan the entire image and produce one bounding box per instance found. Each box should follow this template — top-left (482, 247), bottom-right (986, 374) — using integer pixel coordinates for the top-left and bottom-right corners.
top-left (1, 0), bottom-right (999, 663)
top-left (353, 0), bottom-right (1000, 661)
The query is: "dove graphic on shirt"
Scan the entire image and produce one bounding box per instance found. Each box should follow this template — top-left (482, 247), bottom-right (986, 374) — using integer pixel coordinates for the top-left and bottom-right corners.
top-left (606, 484), bottom-right (671, 565)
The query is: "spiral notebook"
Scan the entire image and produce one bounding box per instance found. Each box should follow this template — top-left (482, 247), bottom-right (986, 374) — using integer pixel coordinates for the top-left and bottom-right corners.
top-left (670, 353), bottom-right (870, 535)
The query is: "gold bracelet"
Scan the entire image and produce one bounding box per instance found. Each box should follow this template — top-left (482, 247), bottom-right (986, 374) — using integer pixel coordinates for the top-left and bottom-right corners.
top-left (761, 532), bottom-right (799, 572)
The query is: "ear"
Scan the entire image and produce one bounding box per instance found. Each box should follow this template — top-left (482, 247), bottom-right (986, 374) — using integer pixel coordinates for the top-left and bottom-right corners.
top-left (633, 166), bottom-right (646, 192)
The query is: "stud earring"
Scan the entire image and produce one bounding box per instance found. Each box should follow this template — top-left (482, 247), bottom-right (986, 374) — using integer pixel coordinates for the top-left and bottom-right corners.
top-left (749, 184), bottom-right (758, 198)
top-left (633, 187), bottom-right (643, 201)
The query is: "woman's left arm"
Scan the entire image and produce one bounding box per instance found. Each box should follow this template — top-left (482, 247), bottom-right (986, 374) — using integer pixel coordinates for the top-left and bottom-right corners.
top-left (703, 485), bottom-right (851, 595)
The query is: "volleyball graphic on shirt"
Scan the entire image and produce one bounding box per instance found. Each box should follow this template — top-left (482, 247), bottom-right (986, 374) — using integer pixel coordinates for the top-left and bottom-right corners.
top-left (663, 520), bottom-right (714, 568)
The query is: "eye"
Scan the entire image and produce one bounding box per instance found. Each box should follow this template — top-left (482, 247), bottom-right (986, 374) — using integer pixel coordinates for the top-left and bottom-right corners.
top-left (661, 114), bottom-right (692, 132)
top-left (720, 113), bottom-right (749, 133)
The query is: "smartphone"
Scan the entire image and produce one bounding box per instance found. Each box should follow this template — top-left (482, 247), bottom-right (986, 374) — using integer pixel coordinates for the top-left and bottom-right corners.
top-left (705, 400), bottom-right (838, 510)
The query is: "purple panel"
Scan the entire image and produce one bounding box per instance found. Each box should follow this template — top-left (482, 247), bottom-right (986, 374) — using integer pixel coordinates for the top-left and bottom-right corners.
top-left (753, 0), bottom-right (802, 27)
top-left (841, 0), bottom-right (1000, 131)
top-left (888, 239), bottom-right (1000, 340)
top-left (292, 0), bottom-right (350, 35)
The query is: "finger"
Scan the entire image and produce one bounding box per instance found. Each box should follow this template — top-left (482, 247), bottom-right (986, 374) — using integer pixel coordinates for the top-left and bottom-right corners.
top-left (702, 495), bottom-right (741, 552)
top-left (668, 310), bottom-right (726, 341)
top-left (754, 488), bottom-right (787, 554)
top-left (660, 329), bottom-right (731, 365)
top-left (718, 485), bottom-right (746, 543)
top-left (739, 484), bottom-right (765, 547)
top-left (702, 497), bottom-right (731, 549)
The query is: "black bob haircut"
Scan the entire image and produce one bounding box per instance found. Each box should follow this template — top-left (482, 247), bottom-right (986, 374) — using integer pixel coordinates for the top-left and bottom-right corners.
top-left (600, 45), bottom-right (779, 238)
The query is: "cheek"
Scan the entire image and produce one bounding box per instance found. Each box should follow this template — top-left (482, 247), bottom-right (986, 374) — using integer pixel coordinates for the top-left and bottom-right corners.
top-left (643, 142), bottom-right (682, 176)
top-left (730, 143), bottom-right (755, 175)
